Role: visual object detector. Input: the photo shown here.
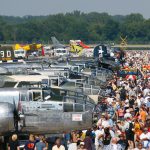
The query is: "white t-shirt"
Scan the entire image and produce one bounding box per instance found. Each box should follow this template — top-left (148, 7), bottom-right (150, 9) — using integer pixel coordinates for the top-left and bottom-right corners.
top-left (102, 120), bottom-right (110, 128)
top-left (143, 96), bottom-right (150, 105)
top-left (112, 144), bottom-right (118, 150)
top-left (52, 145), bottom-right (65, 150)
top-left (94, 130), bottom-right (104, 146)
top-left (140, 132), bottom-right (150, 148)
top-left (136, 98), bottom-right (141, 107)
top-left (97, 118), bottom-right (105, 127)
top-left (109, 130), bottom-right (115, 138)
top-left (143, 88), bottom-right (150, 97)
top-left (124, 112), bottom-right (132, 119)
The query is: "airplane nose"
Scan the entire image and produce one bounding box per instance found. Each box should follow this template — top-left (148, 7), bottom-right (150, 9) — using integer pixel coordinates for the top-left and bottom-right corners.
top-left (0, 102), bottom-right (14, 135)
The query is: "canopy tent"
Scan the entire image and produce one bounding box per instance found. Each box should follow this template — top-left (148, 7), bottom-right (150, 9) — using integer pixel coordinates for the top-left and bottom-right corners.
top-left (126, 75), bottom-right (136, 80)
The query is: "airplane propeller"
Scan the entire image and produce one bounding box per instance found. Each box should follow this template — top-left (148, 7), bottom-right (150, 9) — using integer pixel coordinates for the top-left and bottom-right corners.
top-left (13, 97), bottom-right (24, 132)
top-left (13, 99), bottom-right (19, 132)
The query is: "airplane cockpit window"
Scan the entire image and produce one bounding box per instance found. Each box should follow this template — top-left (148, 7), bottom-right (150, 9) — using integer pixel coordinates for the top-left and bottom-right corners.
top-left (74, 104), bottom-right (83, 112)
top-left (21, 93), bottom-right (27, 101)
top-left (63, 103), bottom-right (73, 112)
top-left (33, 92), bottom-right (41, 101)
top-left (43, 90), bottom-right (51, 101)
top-left (62, 50), bottom-right (66, 53)
top-left (56, 50), bottom-right (61, 53)
top-left (72, 67), bottom-right (78, 72)
top-left (60, 90), bottom-right (66, 96)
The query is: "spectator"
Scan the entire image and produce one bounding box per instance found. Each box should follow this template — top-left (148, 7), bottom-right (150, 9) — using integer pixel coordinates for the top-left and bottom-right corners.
top-left (139, 128), bottom-right (150, 149)
top-left (139, 107), bottom-right (147, 122)
top-left (8, 134), bottom-right (20, 150)
top-left (24, 134), bottom-right (36, 150)
top-left (103, 137), bottom-right (122, 150)
top-left (120, 86), bottom-right (127, 101)
top-left (52, 138), bottom-right (65, 150)
top-left (83, 131), bottom-right (93, 150)
top-left (117, 134), bottom-right (128, 150)
top-left (77, 142), bottom-right (87, 150)
top-left (93, 125), bottom-right (104, 150)
top-left (133, 142), bottom-right (146, 150)
top-left (35, 135), bottom-right (47, 150)
top-left (102, 127), bottom-right (113, 149)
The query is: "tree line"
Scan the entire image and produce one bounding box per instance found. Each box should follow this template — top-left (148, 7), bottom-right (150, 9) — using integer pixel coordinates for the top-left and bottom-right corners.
top-left (0, 11), bottom-right (150, 44)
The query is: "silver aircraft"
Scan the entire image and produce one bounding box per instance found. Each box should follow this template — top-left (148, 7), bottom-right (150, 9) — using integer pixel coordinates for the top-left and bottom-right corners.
top-left (0, 86), bottom-right (95, 136)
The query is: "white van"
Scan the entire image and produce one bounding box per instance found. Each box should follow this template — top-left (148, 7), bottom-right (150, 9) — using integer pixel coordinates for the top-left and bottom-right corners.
top-left (54, 48), bottom-right (69, 57)
top-left (14, 49), bottom-right (26, 59)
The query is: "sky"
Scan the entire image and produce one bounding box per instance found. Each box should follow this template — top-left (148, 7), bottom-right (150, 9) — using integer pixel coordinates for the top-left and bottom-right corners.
top-left (0, 0), bottom-right (150, 18)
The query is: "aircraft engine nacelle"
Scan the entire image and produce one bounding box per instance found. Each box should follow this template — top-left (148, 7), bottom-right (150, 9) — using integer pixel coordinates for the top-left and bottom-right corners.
top-left (0, 102), bottom-right (14, 135)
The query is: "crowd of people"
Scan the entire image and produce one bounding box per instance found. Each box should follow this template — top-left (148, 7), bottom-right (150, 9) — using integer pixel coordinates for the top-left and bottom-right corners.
top-left (7, 50), bottom-right (150, 150)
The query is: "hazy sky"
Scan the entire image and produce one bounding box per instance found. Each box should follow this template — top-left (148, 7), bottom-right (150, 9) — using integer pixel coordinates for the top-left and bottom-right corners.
top-left (0, 0), bottom-right (150, 18)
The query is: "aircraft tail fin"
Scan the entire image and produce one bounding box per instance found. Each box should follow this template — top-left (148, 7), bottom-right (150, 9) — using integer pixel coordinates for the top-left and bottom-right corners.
top-left (51, 37), bottom-right (61, 45)
top-left (51, 37), bottom-right (65, 48)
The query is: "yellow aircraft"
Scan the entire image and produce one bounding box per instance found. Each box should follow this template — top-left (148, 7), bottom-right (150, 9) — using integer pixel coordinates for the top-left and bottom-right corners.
top-left (13, 44), bottom-right (42, 51)
top-left (69, 40), bottom-right (83, 55)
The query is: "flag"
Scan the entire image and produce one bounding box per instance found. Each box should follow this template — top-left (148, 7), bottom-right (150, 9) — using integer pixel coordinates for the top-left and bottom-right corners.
top-left (41, 46), bottom-right (45, 56)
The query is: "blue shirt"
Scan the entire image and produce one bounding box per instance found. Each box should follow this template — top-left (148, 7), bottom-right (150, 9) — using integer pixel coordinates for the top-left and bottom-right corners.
top-left (35, 141), bottom-right (46, 150)
top-left (147, 101), bottom-right (150, 107)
